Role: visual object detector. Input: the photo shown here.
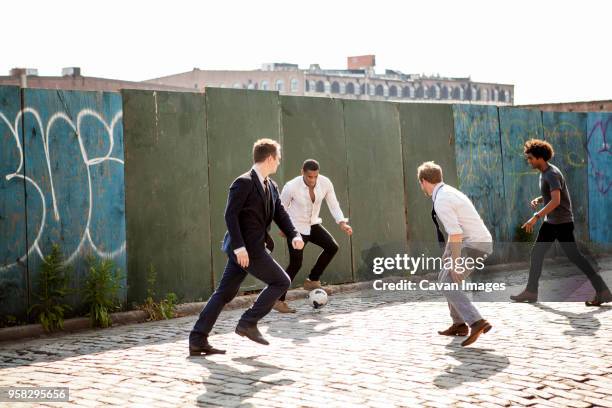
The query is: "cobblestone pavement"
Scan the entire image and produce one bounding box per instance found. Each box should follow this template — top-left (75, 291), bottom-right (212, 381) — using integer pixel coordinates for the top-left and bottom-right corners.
top-left (1, 259), bottom-right (611, 407)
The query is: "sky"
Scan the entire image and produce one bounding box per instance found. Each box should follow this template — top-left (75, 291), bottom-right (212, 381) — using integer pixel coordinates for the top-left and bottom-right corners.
top-left (1, 0), bottom-right (610, 105)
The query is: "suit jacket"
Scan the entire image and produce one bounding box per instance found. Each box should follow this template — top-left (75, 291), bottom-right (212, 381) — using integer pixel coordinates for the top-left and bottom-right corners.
top-left (222, 169), bottom-right (299, 258)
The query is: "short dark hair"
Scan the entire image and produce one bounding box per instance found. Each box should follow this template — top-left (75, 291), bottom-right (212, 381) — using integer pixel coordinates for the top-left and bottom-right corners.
top-left (524, 139), bottom-right (554, 161)
top-left (302, 159), bottom-right (320, 172)
top-left (253, 138), bottom-right (280, 163)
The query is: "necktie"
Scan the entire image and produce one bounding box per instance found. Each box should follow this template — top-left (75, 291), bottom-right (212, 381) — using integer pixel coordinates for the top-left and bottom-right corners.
top-left (263, 179), bottom-right (272, 218)
top-left (431, 207), bottom-right (446, 249)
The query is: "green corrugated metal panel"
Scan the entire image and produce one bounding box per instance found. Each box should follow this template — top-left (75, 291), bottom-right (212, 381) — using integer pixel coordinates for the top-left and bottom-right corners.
top-left (542, 112), bottom-right (589, 243)
top-left (122, 90), bottom-right (212, 304)
top-left (280, 95), bottom-right (353, 285)
top-left (399, 103), bottom-right (459, 259)
top-left (343, 100), bottom-right (408, 281)
top-left (205, 88), bottom-right (285, 292)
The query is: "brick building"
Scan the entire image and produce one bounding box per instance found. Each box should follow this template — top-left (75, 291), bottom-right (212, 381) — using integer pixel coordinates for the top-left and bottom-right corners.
top-left (145, 55), bottom-right (515, 105)
top-left (0, 67), bottom-right (191, 93)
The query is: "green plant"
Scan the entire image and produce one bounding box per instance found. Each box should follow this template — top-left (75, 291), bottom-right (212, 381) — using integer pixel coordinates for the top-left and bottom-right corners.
top-left (139, 264), bottom-right (178, 321)
top-left (83, 256), bottom-right (123, 328)
top-left (28, 244), bottom-right (72, 332)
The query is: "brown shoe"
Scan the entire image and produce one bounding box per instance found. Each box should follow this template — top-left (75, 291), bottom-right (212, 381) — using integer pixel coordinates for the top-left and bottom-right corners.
top-left (585, 289), bottom-right (612, 307)
top-left (303, 279), bottom-right (323, 291)
top-left (438, 323), bottom-right (469, 336)
top-left (273, 300), bottom-right (296, 313)
top-left (235, 322), bottom-right (269, 345)
top-left (510, 289), bottom-right (538, 303)
top-left (189, 340), bottom-right (226, 356)
top-left (461, 319), bottom-right (492, 347)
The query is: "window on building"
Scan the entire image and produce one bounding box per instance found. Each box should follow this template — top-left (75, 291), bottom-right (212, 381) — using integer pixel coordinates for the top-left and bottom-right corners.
top-left (290, 78), bottom-right (299, 92)
top-left (441, 86), bottom-right (450, 99)
top-left (389, 85), bottom-right (398, 97)
top-left (275, 80), bottom-right (284, 92)
top-left (428, 85), bottom-right (440, 99)
top-left (416, 85), bottom-right (425, 98)
top-left (316, 80), bottom-right (325, 92)
top-left (402, 86), bottom-right (413, 98)
top-left (360, 84), bottom-right (366, 95)
top-left (375, 84), bottom-right (384, 96)
top-left (346, 82), bottom-right (355, 94)
top-left (261, 81), bottom-right (269, 91)
top-left (331, 81), bottom-right (340, 94)
top-left (478, 88), bottom-right (488, 102)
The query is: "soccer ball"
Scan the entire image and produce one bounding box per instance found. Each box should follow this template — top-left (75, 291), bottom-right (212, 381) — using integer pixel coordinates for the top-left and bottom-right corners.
top-left (306, 289), bottom-right (328, 309)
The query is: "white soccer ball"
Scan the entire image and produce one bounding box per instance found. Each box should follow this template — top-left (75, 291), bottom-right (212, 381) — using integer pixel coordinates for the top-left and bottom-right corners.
top-left (306, 288), bottom-right (328, 309)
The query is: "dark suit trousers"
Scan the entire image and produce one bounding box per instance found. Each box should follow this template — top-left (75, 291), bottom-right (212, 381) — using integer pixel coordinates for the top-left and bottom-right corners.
top-left (527, 222), bottom-right (608, 293)
top-left (279, 224), bottom-right (339, 301)
top-left (189, 252), bottom-right (290, 344)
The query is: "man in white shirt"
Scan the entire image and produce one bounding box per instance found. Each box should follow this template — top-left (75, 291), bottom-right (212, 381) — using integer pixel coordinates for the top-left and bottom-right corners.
top-left (274, 159), bottom-right (353, 313)
top-left (417, 161), bottom-right (493, 347)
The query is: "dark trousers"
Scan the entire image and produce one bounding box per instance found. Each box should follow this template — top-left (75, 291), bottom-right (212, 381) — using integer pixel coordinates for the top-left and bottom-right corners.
top-left (527, 222), bottom-right (608, 293)
top-left (279, 224), bottom-right (339, 301)
top-left (189, 252), bottom-right (290, 345)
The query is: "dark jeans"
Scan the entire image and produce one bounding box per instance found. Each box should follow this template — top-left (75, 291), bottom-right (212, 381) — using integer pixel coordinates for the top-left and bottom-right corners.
top-left (279, 224), bottom-right (339, 301)
top-left (527, 222), bottom-right (608, 293)
top-left (189, 252), bottom-right (290, 345)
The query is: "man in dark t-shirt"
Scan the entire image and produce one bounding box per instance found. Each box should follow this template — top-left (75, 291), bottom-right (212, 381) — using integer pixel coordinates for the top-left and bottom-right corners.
top-left (510, 139), bottom-right (611, 306)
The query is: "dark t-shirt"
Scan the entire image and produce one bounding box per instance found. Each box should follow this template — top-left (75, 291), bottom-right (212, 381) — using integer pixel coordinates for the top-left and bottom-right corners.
top-left (539, 163), bottom-right (574, 224)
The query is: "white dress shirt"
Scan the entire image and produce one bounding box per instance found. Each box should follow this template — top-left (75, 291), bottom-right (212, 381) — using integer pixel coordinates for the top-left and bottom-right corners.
top-left (280, 175), bottom-right (348, 235)
top-left (432, 183), bottom-right (493, 253)
top-left (234, 165), bottom-right (302, 255)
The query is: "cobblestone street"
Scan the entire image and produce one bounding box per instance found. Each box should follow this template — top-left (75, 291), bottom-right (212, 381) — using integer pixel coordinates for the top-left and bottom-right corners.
top-left (1, 259), bottom-right (612, 407)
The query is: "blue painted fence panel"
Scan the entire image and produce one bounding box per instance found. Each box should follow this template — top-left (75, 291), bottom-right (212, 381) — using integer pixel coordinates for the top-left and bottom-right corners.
top-left (498, 107), bottom-right (544, 240)
top-left (452, 104), bottom-right (508, 244)
top-left (542, 112), bottom-right (589, 243)
top-left (0, 86), bottom-right (28, 320)
top-left (586, 113), bottom-right (612, 244)
top-left (21, 89), bottom-right (126, 313)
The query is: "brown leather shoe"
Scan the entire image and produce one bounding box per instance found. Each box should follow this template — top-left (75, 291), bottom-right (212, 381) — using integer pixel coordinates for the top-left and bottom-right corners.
top-left (510, 289), bottom-right (538, 303)
top-left (461, 319), bottom-right (492, 347)
top-left (235, 322), bottom-right (269, 345)
top-left (585, 289), bottom-right (612, 307)
top-left (189, 340), bottom-right (226, 356)
top-left (304, 279), bottom-right (323, 291)
top-left (273, 300), bottom-right (296, 313)
top-left (438, 323), bottom-right (469, 336)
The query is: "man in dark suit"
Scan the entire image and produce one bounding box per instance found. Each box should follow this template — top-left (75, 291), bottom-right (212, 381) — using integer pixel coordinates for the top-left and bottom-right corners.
top-left (189, 138), bottom-right (304, 356)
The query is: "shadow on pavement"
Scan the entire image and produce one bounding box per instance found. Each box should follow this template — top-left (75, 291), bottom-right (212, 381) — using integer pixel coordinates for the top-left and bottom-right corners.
top-left (434, 337), bottom-right (510, 389)
top-left (532, 302), bottom-right (610, 336)
top-left (191, 355), bottom-right (294, 407)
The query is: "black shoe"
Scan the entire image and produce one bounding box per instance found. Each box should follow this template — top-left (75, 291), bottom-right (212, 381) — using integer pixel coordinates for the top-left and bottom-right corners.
top-left (189, 340), bottom-right (226, 356)
top-left (235, 322), bottom-right (269, 345)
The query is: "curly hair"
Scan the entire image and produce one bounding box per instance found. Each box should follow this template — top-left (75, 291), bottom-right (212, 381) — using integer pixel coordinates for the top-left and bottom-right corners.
top-left (524, 139), bottom-right (554, 161)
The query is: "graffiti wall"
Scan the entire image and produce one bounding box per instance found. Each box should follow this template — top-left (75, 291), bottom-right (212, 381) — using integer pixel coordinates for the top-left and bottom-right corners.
top-left (1, 84), bottom-right (610, 319)
top-left (587, 113), bottom-right (612, 244)
top-left (0, 87), bottom-right (126, 319)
